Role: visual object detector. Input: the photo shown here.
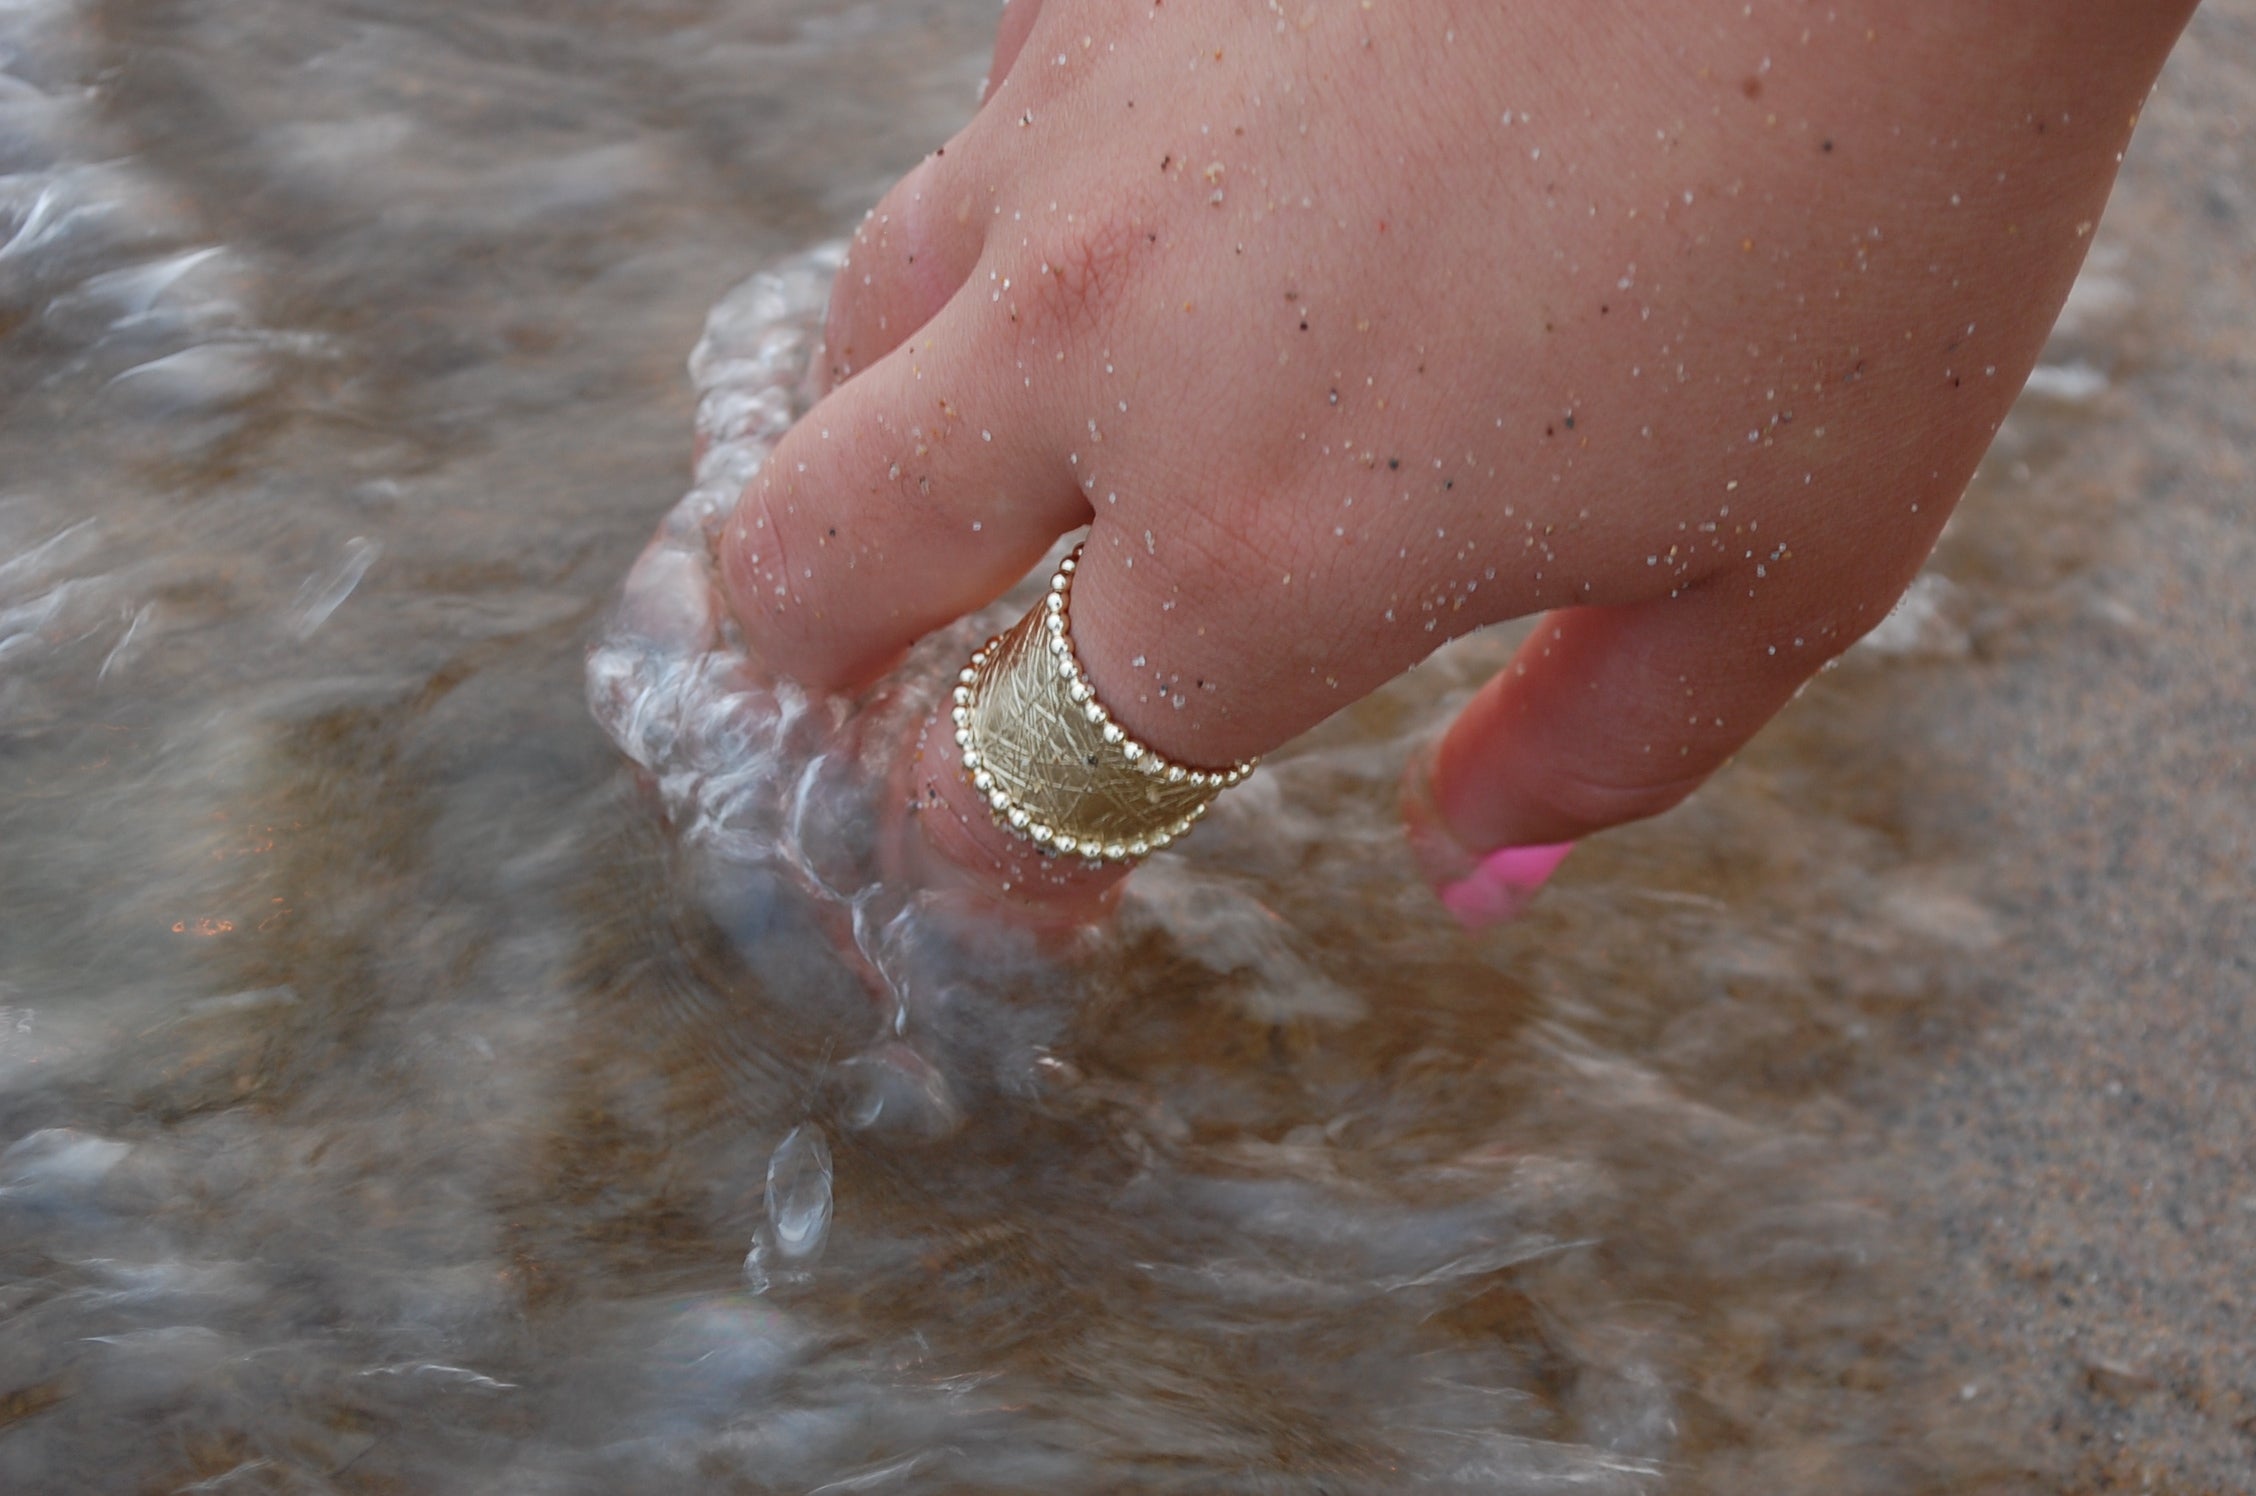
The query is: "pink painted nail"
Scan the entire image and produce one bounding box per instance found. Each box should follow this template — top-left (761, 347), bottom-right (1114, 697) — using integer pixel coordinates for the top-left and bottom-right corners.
top-left (1400, 743), bottom-right (1572, 929)
top-left (1435, 842), bottom-right (1574, 929)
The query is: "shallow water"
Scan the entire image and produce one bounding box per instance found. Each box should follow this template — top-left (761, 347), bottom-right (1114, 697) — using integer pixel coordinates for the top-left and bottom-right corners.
top-left (4, 1), bottom-right (2250, 1491)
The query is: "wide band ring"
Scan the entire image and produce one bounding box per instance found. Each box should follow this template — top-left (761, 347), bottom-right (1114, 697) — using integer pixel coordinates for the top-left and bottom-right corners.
top-left (951, 545), bottom-right (1255, 863)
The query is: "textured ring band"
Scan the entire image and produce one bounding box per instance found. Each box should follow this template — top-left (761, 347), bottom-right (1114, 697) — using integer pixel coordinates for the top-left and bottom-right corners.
top-left (952, 545), bottom-right (1255, 863)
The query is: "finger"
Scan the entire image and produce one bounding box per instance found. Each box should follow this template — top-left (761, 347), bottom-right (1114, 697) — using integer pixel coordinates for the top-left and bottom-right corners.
top-left (890, 503), bottom-right (1457, 918)
top-left (826, 152), bottom-right (986, 389)
top-left (820, 0), bottom-right (1052, 386)
top-left (1411, 583), bottom-right (1886, 922)
top-left (982, 0), bottom-right (1047, 106)
top-left (718, 303), bottom-right (1090, 691)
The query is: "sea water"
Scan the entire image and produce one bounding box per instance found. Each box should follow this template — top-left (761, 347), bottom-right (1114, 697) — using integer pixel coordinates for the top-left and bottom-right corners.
top-left (0, 0), bottom-right (2179, 1490)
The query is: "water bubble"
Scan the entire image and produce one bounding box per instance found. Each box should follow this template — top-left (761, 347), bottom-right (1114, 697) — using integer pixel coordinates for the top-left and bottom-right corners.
top-left (745, 1123), bottom-right (833, 1292)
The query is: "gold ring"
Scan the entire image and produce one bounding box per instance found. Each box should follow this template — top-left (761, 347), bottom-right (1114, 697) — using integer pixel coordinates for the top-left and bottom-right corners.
top-left (952, 545), bottom-right (1255, 862)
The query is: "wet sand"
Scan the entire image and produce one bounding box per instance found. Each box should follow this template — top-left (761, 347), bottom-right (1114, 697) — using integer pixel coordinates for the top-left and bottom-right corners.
top-left (1854, 13), bottom-right (2256, 1482)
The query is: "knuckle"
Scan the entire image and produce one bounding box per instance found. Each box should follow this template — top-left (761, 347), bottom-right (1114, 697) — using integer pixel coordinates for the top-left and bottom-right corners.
top-left (1010, 208), bottom-right (1154, 342)
top-left (829, 157), bottom-right (969, 382)
top-left (1531, 756), bottom-right (1710, 836)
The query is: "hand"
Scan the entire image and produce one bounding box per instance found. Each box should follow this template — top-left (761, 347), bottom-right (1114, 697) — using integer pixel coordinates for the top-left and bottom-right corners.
top-left (710, 0), bottom-right (2195, 919)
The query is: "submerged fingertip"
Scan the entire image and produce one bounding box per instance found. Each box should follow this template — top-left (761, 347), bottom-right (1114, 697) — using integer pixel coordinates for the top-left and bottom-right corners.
top-left (1400, 742), bottom-right (1573, 927)
top-left (1435, 842), bottom-right (1575, 929)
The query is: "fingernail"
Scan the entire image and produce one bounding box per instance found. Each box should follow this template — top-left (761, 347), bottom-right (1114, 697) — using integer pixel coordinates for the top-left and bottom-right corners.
top-left (1435, 842), bottom-right (1574, 929)
top-left (1400, 742), bottom-right (1572, 929)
